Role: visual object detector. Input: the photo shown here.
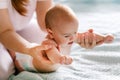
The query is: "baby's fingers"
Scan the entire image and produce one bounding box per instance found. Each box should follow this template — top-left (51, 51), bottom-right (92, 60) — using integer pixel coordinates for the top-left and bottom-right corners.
top-left (65, 56), bottom-right (73, 65)
top-left (104, 34), bottom-right (114, 43)
top-left (60, 56), bottom-right (73, 65)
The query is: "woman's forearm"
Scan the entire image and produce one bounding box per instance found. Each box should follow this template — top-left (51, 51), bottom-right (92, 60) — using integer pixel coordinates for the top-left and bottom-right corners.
top-left (0, 30), bottom-right (30, 54)
top-left (36, 0), bottom-right (53, 32)
top-left (0, 9), bottom-right (31, 54)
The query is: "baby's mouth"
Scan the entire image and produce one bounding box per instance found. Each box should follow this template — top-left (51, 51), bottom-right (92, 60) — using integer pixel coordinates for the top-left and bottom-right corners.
top-left (68, 41), bottom-right (73, 45)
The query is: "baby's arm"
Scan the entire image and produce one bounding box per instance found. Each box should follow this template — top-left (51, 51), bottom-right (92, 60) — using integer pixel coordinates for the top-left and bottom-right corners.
top-left (76, 29), bottom-right (114, 45)
top-left (94, 33), bottom-right (114, 44)
top-left (45, 46), bottom-right (72, 65)
top-left (88, 29), bottom-right (114, 44)
top-left (45, 41), bottom-right (72, 65)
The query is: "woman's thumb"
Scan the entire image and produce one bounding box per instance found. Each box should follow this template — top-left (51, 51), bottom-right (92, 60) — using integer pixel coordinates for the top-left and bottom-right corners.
top-left (88, 29), bottom-right (93, 33)
top-left (38, 45), bottom-right (52, 51)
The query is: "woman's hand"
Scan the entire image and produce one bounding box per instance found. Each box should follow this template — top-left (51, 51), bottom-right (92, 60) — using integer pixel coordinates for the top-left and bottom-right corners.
top-left (28, 40), bottom-right (60, 72)
top-left (76, 29), bottom-right (104, 49)
top-left (28, 39), bottom-right (57, 64)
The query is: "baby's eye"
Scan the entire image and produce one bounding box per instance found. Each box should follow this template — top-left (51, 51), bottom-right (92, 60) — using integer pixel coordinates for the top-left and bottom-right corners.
top-left (64, 35), bottom-right (70, 38)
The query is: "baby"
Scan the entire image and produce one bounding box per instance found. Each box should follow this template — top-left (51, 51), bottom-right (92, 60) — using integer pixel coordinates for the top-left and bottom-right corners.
top-left (44, 4), bottom-right (114, 65)
top-left (14, 4), bottom-right (114, 73)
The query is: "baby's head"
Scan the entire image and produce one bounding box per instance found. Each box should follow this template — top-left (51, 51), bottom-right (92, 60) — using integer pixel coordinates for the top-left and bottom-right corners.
top-left (45, 4), bottom-right (78, 46)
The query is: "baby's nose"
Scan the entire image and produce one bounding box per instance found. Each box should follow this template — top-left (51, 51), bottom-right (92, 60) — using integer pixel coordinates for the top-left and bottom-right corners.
top-left (69, 35), bottom-right (75, 41)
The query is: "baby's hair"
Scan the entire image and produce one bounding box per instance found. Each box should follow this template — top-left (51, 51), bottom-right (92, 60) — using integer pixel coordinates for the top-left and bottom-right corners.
top-left (45, 4), bottom-right (77, 29)
top-left (11, 0), bottom-right (29, 16)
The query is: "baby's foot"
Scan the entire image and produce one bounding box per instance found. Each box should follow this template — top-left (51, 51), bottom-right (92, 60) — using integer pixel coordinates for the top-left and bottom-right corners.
top-left (104, 34), bottom-right (114, 43)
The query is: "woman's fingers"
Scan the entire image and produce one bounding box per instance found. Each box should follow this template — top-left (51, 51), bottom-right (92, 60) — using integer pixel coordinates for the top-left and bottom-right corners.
top-left (88, 29), bottom-right (93, 33)
top-left (78, 29), bottom-right (97, 49)
top-left (85, 32), bottom-right (90, 48)
top-left (42, 39), bottom-right (57, 47)
top-left (35, 39), bottom-right (57, 51)
top-left (37, 45), bottom-right (52, 51)
top-left (90, 34), bottom-right (96, 49)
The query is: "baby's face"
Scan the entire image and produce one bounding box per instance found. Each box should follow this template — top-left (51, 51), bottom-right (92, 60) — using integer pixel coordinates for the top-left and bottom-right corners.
top-left (50, 20), bottom-right (78, 46)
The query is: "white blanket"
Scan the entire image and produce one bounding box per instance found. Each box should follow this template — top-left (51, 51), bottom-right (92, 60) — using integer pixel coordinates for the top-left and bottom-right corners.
top-left (9, 12), bottom-right (120, 80)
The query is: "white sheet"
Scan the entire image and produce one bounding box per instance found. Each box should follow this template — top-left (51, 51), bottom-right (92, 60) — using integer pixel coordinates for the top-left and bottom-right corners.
top-left (9, 12), bottom-right (120, 80)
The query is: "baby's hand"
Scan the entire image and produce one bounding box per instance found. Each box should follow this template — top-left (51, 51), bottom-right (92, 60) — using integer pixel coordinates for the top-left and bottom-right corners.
top-left (48, 54), bottom-right (73, 65)
top-left (104, 34), bottom-right (114, 43)
top-left (59, 55), bottom-right (73, 65)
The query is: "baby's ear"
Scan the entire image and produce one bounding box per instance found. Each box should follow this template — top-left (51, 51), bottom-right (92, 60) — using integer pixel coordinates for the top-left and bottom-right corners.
top-left (46, 28), bottom-right (54, 39)
top-left (46, 28), bottom-right (53, 33)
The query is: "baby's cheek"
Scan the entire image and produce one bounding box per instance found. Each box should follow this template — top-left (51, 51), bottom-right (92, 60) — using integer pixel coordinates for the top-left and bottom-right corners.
top-left (62, 39), bottom-right (68, 45)
top-left (57, 39), bottom-right (65, 44)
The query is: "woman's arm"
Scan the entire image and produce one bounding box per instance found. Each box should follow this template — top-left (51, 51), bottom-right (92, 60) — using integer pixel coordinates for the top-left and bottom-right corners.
top-left (0, 9), bottom-right (30, 53)
top-left (36, 0), bottom-right (53, 32)
top-left (0, 9), bottom-right (52, 58)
